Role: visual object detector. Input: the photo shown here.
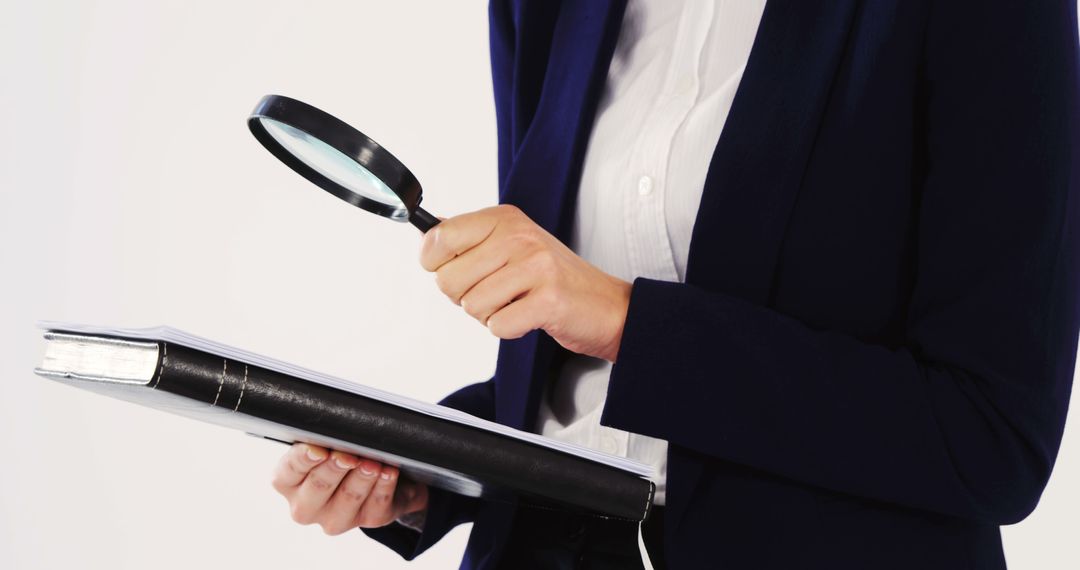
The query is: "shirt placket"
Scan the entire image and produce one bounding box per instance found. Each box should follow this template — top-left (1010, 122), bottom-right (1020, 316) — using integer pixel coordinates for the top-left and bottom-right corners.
top-left (623, 1), bottom-right (713, 287)
top-left (617, 2), bottom-right (714, 458)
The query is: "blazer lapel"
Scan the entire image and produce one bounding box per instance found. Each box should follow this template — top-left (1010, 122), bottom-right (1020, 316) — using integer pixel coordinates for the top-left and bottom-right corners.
top-left (687, 0), bottom-right (858, 303)
top-left (501, 0), bottom-right (628, 240)
top-left (666, 0), bottom-right (859, 532)
top-left (495, 0), bottom-right (628, 432)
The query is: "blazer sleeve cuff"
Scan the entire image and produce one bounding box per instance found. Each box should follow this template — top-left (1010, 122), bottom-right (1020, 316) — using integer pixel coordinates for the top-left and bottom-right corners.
top-left (601, 277), bottom-right (715, 439)
top-left (360, 484), bottom-right (476, 561)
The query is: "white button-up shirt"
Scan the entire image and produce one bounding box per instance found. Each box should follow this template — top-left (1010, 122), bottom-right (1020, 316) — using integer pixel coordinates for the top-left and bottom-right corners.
top-left (534, 0), bottom-right (766, 506)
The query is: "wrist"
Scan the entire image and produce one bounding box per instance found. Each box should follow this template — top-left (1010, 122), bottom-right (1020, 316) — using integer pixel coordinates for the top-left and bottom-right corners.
top-left (601, 277), bottom-right (632, 362)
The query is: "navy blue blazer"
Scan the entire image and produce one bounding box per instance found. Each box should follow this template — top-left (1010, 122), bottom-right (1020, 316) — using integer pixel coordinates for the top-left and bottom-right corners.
top-left (365, 1), bottom-right (1080, 568)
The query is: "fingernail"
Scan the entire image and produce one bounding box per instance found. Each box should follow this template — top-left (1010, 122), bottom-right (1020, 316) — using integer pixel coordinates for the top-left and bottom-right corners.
top-left (306, 448), bottom-right (325, 462)
top-left (334, 457), bottom-right (352, 470)
top-left (380, 471), bottom-right (392, 481)
top-left (360, 464), bottom-right (376, 476)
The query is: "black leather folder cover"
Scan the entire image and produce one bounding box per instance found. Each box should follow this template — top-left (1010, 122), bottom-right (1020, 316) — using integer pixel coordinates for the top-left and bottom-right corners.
top-left (35, 329), bottom-right (655, 521)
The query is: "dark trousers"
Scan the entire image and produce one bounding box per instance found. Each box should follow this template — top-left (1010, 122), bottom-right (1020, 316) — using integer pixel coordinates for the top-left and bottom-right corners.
top-left (499, 504), bottom-right (666, 569)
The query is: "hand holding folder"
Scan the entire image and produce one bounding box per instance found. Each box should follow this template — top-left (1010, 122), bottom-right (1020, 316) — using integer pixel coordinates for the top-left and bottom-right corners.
top-left (271, 441), bottom-right (430, 534)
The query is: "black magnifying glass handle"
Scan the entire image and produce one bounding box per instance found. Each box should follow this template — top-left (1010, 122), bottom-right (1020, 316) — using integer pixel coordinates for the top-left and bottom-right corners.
top-left (410, 207), bottom-right (441, 233)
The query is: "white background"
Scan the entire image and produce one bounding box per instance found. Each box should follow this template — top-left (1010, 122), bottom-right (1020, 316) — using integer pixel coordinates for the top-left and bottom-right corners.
top-left (1, 1), bottom-right (1077, 568)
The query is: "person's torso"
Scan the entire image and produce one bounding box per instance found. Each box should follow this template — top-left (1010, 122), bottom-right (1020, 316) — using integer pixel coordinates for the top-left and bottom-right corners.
top-left (534, 0), bottom-right (767, 508)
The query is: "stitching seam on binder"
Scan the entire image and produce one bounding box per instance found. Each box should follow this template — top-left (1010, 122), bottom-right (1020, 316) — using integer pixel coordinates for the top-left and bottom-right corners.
top-left (644, 480), bottom-right (655, 519)
top-left (152, 342), bottom-right (168, 389)
top-left (234, 364), bottom-right (248, 412)
top-left (211, 359), bottom-right (227, 407)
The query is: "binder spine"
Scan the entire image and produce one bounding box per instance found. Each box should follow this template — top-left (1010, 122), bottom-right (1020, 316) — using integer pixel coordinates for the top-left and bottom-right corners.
top-left (153, 342), bottom-right (653, 521)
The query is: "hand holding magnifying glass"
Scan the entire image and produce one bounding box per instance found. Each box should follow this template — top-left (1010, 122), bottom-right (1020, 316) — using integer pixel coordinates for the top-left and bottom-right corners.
top-left (248, 94), bottom-right (631, 362)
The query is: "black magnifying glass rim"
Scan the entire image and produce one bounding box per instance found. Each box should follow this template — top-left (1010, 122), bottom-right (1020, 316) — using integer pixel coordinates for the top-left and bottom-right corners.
top-left (248, 94), bottom-right (422, 222)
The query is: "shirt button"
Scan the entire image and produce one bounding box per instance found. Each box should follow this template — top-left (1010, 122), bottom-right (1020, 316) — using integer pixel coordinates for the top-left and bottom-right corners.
top-left (600, 436), bottom-right (619, 454)
top-left (637, 176), bottom-right (654, 196)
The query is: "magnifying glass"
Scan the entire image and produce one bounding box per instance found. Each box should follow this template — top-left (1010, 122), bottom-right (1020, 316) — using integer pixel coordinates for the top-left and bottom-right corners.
top-left (248, 94), bottom-right (441, 232)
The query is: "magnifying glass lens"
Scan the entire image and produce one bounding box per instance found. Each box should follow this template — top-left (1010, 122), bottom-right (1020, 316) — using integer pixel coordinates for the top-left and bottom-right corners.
top-left (249, 94), bottom-right (440, 232)
top-left (258, 117), bottom-right (408, 219)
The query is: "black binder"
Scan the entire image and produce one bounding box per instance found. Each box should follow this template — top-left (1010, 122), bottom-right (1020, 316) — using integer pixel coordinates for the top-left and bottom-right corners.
top-left (33, 323), bottom-right (655, 521)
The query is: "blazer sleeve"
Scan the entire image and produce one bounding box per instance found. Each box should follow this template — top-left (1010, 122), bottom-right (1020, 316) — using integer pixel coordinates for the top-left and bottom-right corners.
top-left (601, 0), bottom-right (1080, 525)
